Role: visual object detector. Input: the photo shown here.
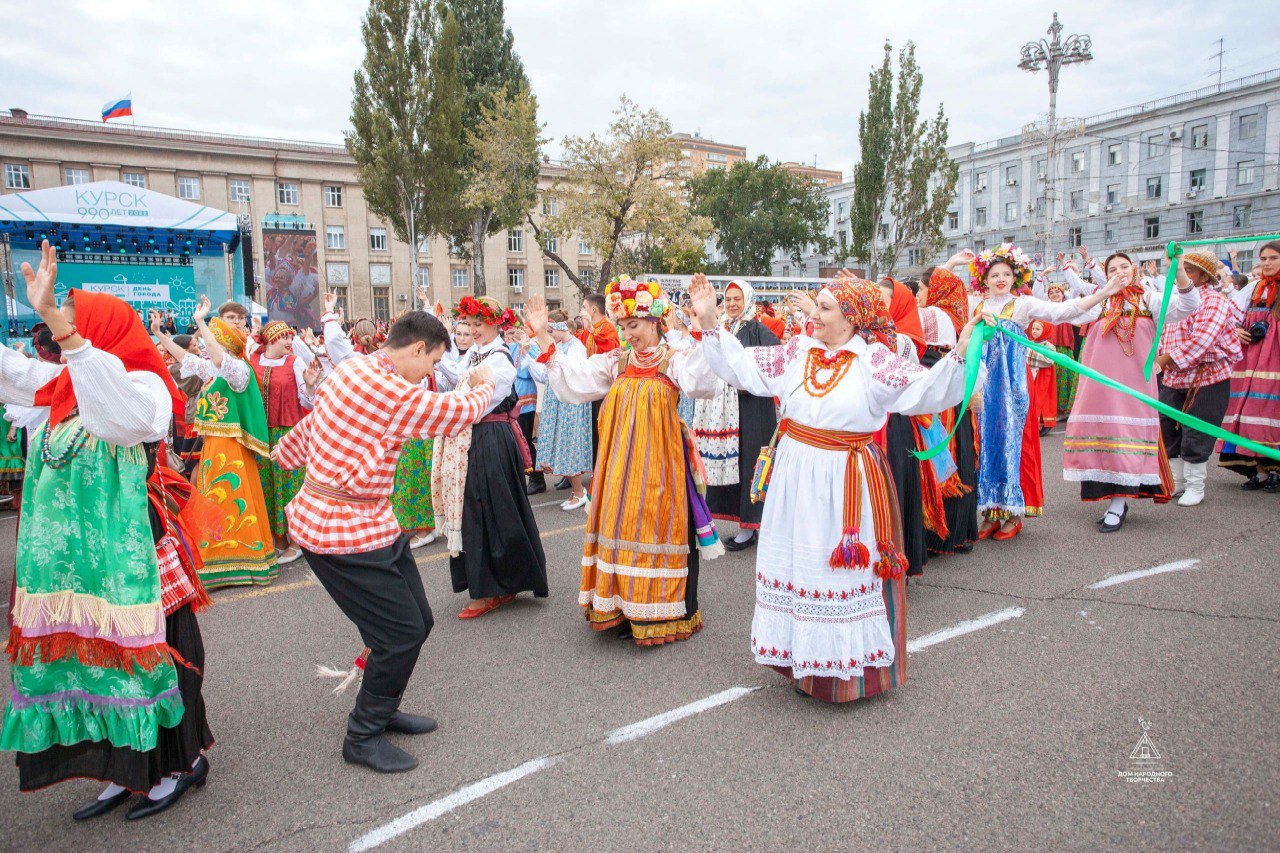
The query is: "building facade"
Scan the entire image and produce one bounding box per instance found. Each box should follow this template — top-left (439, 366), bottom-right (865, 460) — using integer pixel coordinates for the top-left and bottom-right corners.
top-left (0, 110), bottom-right (595, 319)
top-left (779, 161), bottom-right (843, 188)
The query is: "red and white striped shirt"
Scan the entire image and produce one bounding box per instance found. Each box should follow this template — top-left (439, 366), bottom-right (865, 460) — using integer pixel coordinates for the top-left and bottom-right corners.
top-left (1159, 286), bottom-right (1244, 389)
top-left (275, 350), bottom-right (493, 554)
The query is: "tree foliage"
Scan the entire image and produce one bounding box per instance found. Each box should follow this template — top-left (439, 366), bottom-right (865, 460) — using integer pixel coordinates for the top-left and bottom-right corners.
top-left (691, 155), bottom-right (832, 275)
top-left (531, 96), bottom-right (710, 297)
top-left (849, 41), bottom-right (958, 276)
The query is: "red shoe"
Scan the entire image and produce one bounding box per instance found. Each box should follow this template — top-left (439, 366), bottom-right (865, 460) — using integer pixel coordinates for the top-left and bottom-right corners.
top-left (992, 520), bottom-right (1023, 541)
top-left (458, 595), bottom-right (513, 620)
top-left (978, 524), bottom-right (998, 541)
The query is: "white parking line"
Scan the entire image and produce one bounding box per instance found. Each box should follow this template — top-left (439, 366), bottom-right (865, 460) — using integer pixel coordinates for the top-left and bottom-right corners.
top-left (606, 686), bottom-right (759, 745)
top-left (907, 607), bottom-right (1025, 653)
top-left (349, 756), bottom-right (559, 852)
top-left (1087, 558), bottom-right (1201, 589)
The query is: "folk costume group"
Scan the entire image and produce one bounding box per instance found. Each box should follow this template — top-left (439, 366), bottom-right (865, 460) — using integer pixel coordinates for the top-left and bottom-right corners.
top-left (2, 233), bottom-right (1277, 818)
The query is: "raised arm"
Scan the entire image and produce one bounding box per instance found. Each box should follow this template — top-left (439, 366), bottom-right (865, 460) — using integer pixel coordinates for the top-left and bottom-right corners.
top-left (151, 309), bottom-right (192, 364)
top-left (189, 296), bottom-right (228, 368)
top-left (868, 314), bottom-right (983, 416)
top-left (0, 345), bottom-right (62, 406)
top-left (524, 294), bottom-right (614, 403)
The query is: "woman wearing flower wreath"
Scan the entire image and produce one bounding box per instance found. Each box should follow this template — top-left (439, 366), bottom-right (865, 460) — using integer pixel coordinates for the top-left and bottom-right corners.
top-left (524, 276), bottom-right (722, 646)
top-left (434, 296), bottom-right (548, 620)
top-left (1060, 252), bottom-right (1198, 531)
top-left (690, 270), bottom-right (980, 702)
top-left (965, 244), bottom-right (1135, 541)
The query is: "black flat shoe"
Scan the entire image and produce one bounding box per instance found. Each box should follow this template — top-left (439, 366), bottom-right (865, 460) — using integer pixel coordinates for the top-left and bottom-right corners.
top-left (1264, 473), bottom-right (1280, 493)
top-left (723, 531), bottom-right (758, 552)
top-left (615, 623), bottom-right (633, 640)
top-left (554, 477), bottom-right (571, 491)
top-left (1241, 475), bottom-right (1264, 491)
top-left (526, 481), bottom-right (547, 496)
top-left (1099, 506), bottom-right (1128, 533)
top-left (386, 710), bottom-right (438, 735)
top-left (73, 789), bottom-right (132, 821)
top-left (125, 756), bottom-right (209, 821)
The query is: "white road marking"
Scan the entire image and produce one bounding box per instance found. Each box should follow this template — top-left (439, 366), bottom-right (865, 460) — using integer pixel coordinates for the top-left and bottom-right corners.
top-left (907, 607), bottom-right (1025, 653)
top-left (1086, 558), bottom-right (1201, 589)
top-left (348, 756), bottom-right (559, 852)
top-left (606, 686), bottom-right (759, 745)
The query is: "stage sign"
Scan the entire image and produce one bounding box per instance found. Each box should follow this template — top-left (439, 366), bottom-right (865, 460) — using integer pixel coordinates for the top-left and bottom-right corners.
top-left (52, 262), bottom-right (198, 326)
top-left (262, 230), bottom-right (321, 330)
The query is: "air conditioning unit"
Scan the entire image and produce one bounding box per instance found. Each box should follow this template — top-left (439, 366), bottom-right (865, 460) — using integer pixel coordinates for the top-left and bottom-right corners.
top-left (1169, 129), bottom-right (1183, 141)
top-left (1006, 178), bottom-right (1018, 186)
top-left (1037, 171), bottom-right (1046, 179)
top-left (836, 215), bottom-right (848, 223)
top-left (1186, 189), bottom-right (1198, 199)
top-left (1104, 203), bottom-right (1114, 212)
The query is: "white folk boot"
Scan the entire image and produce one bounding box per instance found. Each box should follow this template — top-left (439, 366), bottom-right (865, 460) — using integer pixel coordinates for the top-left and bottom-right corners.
top-left (1169, 457), bottom-right (1186, 498)
top-left (1178, 462), bottom-right (1206, 507)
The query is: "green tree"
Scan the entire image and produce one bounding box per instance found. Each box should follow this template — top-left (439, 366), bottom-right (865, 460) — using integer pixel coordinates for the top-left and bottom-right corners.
top-left (347, 0), bottom-right (459, 305)
top-left (529, 96), bottom-right (710, 297)
top-left (849, 41), bottom-right (957, 276)
top-left (444, 0), bottom-right (536, 296)
top-left (691, 156), bottom-right (832, 275)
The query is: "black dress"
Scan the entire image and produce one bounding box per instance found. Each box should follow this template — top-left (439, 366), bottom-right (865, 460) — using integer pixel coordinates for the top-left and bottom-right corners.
top-left (885, 412), bottom-right (928, 577)
top-left (449, 351), bottom-right (549, 600)
top-left (921, 346), bottom-right (980, 554)
top-left (705, 319), bottom-right (779, 530)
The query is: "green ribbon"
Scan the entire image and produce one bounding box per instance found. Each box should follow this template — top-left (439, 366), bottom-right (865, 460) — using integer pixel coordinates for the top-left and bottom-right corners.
top-left (1144, 232), bottom-right (1280, 381)
top-left (913, 322), bottom-right (1280, 464)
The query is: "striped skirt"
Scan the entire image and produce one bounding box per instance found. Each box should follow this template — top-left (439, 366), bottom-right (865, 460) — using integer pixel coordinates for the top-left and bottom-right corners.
top-left (1220, 309), bottom-right (1280, 475)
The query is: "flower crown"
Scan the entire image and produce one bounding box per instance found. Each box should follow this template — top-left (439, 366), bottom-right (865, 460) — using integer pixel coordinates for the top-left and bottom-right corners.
top-left (453, 296), bottom-right (520, 329)
top-left (604, 275), bottom-right (671, 321)
top-left (968, 243), bottom-right (1035, 292)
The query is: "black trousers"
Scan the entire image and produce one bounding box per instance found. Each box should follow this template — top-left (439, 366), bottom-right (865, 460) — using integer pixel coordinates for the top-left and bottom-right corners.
top-left (1158, 378), bottom-right (1232, 464)
top-left (305, 536), bottom-right (434, 699)
top-left (518, 409), bottom-right (544, 486)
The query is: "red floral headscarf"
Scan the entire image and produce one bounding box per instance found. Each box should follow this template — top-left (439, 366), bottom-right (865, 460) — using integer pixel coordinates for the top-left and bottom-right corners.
top-left (924, 268), bottom-right (969, 336)
top-left (822, 274), bottom-right (897, 350)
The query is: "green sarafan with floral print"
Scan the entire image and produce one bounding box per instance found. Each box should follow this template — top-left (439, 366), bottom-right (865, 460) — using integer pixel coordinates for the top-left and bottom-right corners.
top-left (0, 418), bottom-right (183, 754)
top-left (194, 373), bottom-right (270, 458)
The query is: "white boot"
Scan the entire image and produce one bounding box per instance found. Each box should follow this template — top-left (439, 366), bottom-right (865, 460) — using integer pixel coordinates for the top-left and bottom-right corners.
top-left (1178, 462), bottom-right (1206, 507)
top-left (1169, 457), bottom-right (1185, 498)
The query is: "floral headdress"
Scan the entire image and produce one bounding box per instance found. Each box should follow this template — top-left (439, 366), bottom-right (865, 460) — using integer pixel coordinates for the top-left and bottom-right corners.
top-left (822, 273), bottom-right (897, 350)
top-left (967, 243), bottom-right (1035, 293)
top-left (453, 295), bottom-right (521, 330)
top-left (604, 275), bottom-right (672, 322)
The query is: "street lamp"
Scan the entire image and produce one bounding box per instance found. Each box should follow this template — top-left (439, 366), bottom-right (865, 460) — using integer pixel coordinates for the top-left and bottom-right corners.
top-left (1019, 12), bottom-right (1092, 253)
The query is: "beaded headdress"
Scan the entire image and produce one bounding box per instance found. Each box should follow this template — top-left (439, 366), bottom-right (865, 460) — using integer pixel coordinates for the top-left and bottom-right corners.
top-left (260, 320), bottom-right (294, 345)
top-left (604, 275), bottom-right (672, 322)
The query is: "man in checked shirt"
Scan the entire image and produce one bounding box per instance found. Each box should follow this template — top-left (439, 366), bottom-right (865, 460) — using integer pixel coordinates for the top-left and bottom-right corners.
top-left (272, 311), bottom-right (495, 773)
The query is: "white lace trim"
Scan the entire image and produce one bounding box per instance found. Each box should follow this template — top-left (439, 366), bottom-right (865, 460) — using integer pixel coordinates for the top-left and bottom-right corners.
top-left (583, 556), bottom-right (688, 579)
top-left (586, 535), bottom-right (689, 556)
top-left (1062, 469), bottom-right (1164, 487)
top-left (1067, 413), bottom-right (1160, 427)
top-left (577, 591), bottom-right (687, 619)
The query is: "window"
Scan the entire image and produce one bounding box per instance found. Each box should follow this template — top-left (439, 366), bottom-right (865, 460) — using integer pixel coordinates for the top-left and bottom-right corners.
top-left (64, 167), bottom-right (89, 186)
top-left (1235, 249), bottom-right (1255, 272)
top-left (543, 234), bottom-right (559, 254)
top-left (323, 185), bottom-right (343, 207)
top-left (229, 179), bottom-right (251, 202)
top-left (1071, 151), bottom-right (1085, 173)
top-left (326, 262), bottom-right (349, 285)
top-left (974, 171), bottom-right (988, 191)
top-left (878, 222), bottom-right (890, 240)
top-left (373, 287), bottom-right (391, 322)
top-left (169, 176), bottom-right (200, 202)
top-left (1234, 204), bottom-right (1253, 229)
top-left (451, 268), bottom-right (468, 289)
top-left (1005, 165), bottom-right (1018, 183)
top-left (946, 211), bottom-right (958, 230)
top-left (508, 267), bottom-right (524, 292)
top-left (974, 240), bottom-right (987, 252)
top-left (1005, 202), bottom-right (1018, 222)
top-left (1239, 113), bottom-right (1259, 140)
top-left (1068, 226), bottom-right (1082, 248)
top-left (837, 200), bottom-right (848, 218)
top-left (416, 267), bottom-right (430, 291)
top-left (1187, 210), bottom-right (1204, 235)
top-left (1106, 184), bottom-right (1119, 205)
top-left (1144, 217), bottom-right (1160, 239)
top-left (1191, 124), bottom-right (1209, 149)
top-left (369, 263), bottom-right (392, 285)
top-left (1036, 158), bottom-right (1047, 177)
top-left (1107, 145), bottom-right (1121, 166)
top-left (1189, 169), bottom-right (1206, 192)
top-left (578, 238), bottom-right (592, 255)
top-left (1237, 160), bottom-right (1255, 186)
top-left (1147, 134), bottom-right (1163, 158)
top-left (907, 248), bottom-right (923, 266)
top-left (1070, 190), bottom-right (1084, 212)
top-left (544, 268), bottom-right (560, 289)
top-left (706, 152), bottom-right (727, 163)
top-left (1104, 222), bottom-right (1116, 244)
top-left (1035, 195), bottom-right (1046, 215)
top-left (277, 181), bottom-right (299, 205)
top-left (579, 268), bottom-right (596, 288)
top-left (330, 287), bottom-right (349, 317)
top-left (325, 225), bottom-right (346, 250)
top-left (369, 227), bottom-right (388, 251)
top-left (122, 170), bottom-right (146, 188)
top-left (1146, 177), bottom-right (1162, 200)
top-left (974, 207), bottom-right (988, 227)
top-left (507, 230), bottom-right (523, 253)
top-left (542, 197), bottom-right (558, 216)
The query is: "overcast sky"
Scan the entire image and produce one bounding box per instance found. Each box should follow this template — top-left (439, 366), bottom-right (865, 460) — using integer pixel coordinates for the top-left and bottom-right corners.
top-left (4, 0), bottom-right (1279, 177)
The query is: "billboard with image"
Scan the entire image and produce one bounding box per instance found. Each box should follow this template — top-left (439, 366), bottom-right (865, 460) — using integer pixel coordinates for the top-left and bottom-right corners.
top-left (262, 230), bottom-right (320, 330)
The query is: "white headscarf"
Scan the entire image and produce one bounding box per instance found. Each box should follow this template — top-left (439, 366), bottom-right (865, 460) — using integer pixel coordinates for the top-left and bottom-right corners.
top-left (722, 279), bottom-right (757, 334)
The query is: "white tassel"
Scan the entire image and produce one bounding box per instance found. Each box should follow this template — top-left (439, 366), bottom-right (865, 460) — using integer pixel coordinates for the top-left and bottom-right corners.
top-left (315, 664), bottom-right (362, 694)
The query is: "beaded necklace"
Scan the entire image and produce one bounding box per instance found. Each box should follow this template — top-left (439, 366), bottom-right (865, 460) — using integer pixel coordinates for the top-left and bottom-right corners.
top-left (40, 420), bottom-right (90, 469)
top-left (628, 345), bottom-right (666, 372)
top-left (802, 348), bottom-right (856, 397)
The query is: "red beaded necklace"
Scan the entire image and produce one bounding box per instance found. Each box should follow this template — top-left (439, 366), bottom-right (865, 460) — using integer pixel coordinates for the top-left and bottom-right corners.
top-left (803, 348), bottom-right (856, 397)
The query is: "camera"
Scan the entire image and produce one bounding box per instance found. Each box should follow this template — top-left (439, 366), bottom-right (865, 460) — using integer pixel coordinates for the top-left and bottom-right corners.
top-left (1249, 320), bottom-right (1270, 344)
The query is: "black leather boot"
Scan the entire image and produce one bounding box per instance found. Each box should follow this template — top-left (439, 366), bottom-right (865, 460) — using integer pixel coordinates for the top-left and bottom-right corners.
top-left (386, 709), bottom-right (439, 735)
top-left (342, 689), bottom-right (418, 773)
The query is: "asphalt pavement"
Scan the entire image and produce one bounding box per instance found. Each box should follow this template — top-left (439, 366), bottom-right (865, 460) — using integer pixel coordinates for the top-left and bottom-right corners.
top-left (0, 432), bottom-right (1276, 851)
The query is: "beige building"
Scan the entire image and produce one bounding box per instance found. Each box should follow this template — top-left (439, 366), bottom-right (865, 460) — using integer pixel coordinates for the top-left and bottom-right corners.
top-left (0, 109), bottom-right (593, 319)
top-left (779, 161), bottom-right (844, 188)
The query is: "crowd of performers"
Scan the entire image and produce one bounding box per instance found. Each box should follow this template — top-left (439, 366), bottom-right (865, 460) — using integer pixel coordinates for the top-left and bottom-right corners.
top-left (1, 234), bottom-right (1277, 818)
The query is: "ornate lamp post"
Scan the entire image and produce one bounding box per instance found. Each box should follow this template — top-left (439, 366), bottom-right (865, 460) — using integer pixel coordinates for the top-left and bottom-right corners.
top-left (1019, 13), bottom-right (1092, 252)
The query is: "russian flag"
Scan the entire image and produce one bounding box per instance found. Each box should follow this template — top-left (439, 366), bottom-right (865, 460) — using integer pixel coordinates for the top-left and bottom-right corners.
top-left (101, 95), bottom-right (132, 123)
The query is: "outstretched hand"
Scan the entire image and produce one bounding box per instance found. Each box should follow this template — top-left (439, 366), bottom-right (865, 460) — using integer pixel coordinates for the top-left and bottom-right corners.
top-left (688, 273), bottom-right (719, 331)
top-left (470, 364), bottom-right (494, 388)
top-left (523, 294), bottom-right (549, 337)
top-left (956, 312), bottom-right (984, 358)
top-left (323, 290), bottom-right (338, 314)
top-left (20, 240), bottom-right (59, 320)
top-left (786, 289), bottom-right (816, 319)
top-left (149, 309), bottom-right (165, 337)
top-left (191, 295), bottom-right (212, 324)
top-left (303, 359), bottom-right (323, 389)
